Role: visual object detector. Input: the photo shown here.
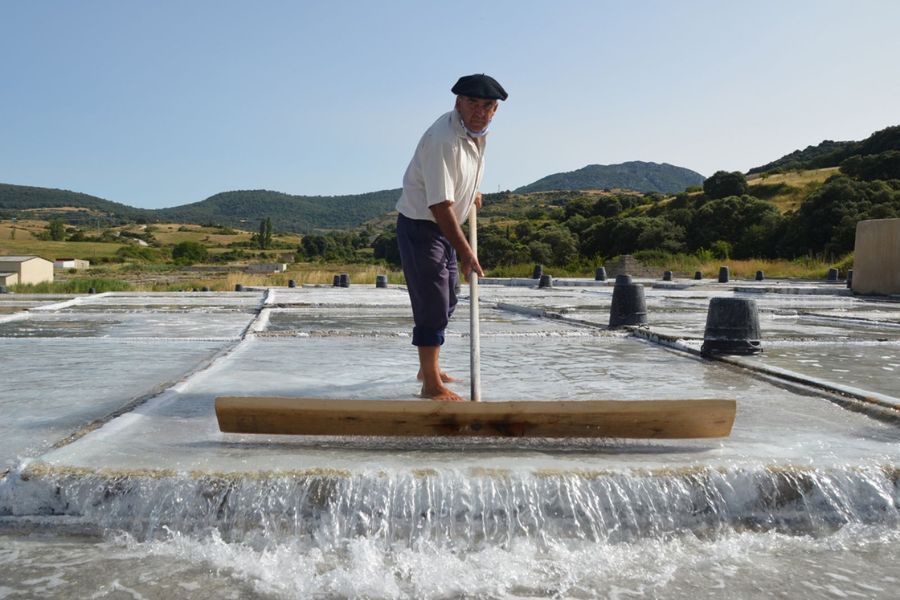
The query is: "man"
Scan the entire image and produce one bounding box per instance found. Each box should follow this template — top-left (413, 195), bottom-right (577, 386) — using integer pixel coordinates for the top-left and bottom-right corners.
top-left (395, 73), bottom-right (508, 401)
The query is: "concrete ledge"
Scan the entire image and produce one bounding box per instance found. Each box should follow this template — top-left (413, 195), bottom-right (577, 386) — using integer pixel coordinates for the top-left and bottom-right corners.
top-left (734, 286), bottom-right (853, 296)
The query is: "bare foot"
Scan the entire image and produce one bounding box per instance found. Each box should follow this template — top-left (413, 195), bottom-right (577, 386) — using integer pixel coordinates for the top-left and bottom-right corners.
top-left (417, 369), bottom-right (458, 383)
top-left (420, 384), bottom-right (465, 402)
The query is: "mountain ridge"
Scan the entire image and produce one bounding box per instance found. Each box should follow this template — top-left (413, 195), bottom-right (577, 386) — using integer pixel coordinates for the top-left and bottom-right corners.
top-left (514, 161), bottom-right (705, 194)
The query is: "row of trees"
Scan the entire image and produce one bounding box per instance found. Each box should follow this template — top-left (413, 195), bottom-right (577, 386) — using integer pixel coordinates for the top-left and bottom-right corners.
top-left (364, 161), bottom-right (897, 267)
top-left (29, 140), bottom-right (899, 269)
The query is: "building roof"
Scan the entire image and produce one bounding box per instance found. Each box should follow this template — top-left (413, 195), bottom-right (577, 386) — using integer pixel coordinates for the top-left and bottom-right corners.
top-left (0, 256), bottom-right (50, 263)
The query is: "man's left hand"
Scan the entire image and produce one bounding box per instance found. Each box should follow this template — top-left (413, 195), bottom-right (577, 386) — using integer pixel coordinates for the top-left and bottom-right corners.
top-left (474, 192), bottom-right (483, 209)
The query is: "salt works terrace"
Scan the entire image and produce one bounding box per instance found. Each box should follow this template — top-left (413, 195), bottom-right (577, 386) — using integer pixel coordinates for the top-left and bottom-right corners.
top-left (0, 276), bottom-right (898, 599)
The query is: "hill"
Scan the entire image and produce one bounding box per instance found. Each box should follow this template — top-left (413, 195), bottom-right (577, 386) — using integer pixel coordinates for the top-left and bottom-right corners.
top-left (153, 189), bottom-right (401, 232)
top-left (514, 161), bottom-right (705, 194)
top-left (0, 184), bottom-right (401, 233)
top-left (0, 184), bottom-right (153, 224)
top-left (748, 125), bottom-right (900, 174)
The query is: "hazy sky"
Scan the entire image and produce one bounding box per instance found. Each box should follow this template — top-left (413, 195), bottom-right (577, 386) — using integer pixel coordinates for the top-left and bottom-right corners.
top-left (2, 1), bottom-right (898, 209)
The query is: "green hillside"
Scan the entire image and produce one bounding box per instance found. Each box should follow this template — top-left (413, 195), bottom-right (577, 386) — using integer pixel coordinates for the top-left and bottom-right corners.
top-left (0, 184), bottom-right (153, 224)
top-left (0, 184), bottom-right (401, 233)
top-left (514, 161), bottom-right (704, 194)
top-left (748, 125), bottom-right (900, 174)
top-left (153, 189), bottom-right (401, 232)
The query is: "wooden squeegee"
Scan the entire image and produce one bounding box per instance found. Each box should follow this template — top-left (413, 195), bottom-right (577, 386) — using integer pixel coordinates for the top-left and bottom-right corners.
top-left (215, 397), bottom-right (736, 439)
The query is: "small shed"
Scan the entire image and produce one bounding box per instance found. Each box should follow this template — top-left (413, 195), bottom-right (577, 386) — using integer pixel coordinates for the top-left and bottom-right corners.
top-left (0, 256), bottom-right (55, 285)
top-left (54, 258), bottom-right (91, 270)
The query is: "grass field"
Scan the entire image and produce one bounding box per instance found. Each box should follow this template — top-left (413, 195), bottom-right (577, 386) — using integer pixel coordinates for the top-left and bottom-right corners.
top-left (747, 167), bottom-right (839, 213)
top-left (0, 229), bottom-right (125, 260)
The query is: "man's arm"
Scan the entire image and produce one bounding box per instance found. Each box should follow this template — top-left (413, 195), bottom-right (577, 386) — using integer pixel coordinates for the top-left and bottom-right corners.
top-left (429, 200), bottom-right (484, 281)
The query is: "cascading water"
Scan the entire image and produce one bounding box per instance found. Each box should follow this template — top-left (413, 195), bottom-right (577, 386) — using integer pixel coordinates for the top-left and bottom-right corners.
top-left (2, 463), bottom-right (899, 598)
top-left (4, 465), bottom-right (899, 544)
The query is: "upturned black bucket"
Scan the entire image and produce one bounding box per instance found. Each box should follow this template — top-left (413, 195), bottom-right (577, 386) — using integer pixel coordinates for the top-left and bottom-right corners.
top-left (609, 274), bottom-right (647, 328)
top-left (755, 270), bottom-right (764, 281)
top-left (718, 266), bottom-right (730, 283)
top-left (827, 267), bottom-right (839, 282)
top-left (694, 271), bottom-right (702, 280)
top-left (339, 273), bottom-right (350, 288)
top-left (538, 274), bottom-right (553, 288)
top-left (847, 269), bottom-right (853, 288)
top-left (595, 267), bottom-right (607, 281)
top-left (375, 275), bottom-right (387, 288)
top-left (701, 297), bottom-right (762, 356)
top-left (332, 275), bottom-right (341, 287)
top-left (662, 270), bottom-right (673, 281)
top-left (288, 279), bottom-right (296, 288)
top-left (532, 264), bottom-right (543, 279)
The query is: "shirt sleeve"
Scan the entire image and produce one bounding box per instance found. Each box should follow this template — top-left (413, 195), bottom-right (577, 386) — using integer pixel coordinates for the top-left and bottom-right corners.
top-left (421, 136), bottom-right (458, 208)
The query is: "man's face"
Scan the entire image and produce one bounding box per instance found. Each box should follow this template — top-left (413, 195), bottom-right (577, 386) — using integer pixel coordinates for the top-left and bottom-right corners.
top-left (456, 95), bottom-right (499, 132)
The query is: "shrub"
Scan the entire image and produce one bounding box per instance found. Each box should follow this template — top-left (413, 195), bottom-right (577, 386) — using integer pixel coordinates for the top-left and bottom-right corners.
top-left (172, 241), bottom-right (208, 265)
top-left (703, 171), bottom-right (749, 199)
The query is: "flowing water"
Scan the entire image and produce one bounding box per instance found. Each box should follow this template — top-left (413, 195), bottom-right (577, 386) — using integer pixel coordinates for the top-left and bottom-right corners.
top-left (1, 284), bottom-right (898, 599)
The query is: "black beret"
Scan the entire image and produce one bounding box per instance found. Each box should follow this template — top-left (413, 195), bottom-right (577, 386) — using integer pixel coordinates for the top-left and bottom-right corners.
top-left (451, 74), bottom-right (508, 101)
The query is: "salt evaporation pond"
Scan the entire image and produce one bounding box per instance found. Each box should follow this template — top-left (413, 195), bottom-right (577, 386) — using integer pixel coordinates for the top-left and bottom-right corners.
top-left (1, 283), bottom-right (899, 599)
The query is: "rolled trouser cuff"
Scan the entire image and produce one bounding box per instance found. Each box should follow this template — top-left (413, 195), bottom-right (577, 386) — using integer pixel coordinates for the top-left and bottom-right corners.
top-left (412, 326), bottom-right (445, 347)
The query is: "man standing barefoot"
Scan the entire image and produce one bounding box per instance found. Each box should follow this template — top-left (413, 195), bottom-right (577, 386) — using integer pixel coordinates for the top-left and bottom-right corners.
top-left (395, 74), bottom-right (508, 401)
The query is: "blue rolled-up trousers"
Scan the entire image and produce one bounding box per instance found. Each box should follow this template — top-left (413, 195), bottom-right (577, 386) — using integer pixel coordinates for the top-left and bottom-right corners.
top-left (396, 213), bottom-right (458, 346)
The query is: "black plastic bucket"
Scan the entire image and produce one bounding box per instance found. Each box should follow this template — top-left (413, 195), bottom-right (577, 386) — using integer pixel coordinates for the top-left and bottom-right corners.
top-left (701, 297), bottom-right (762, 356)
top-left (609, 275), bottom-right (647, 328)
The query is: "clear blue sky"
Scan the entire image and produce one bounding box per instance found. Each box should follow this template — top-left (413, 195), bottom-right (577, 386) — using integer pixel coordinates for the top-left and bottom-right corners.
top-left (2, 0), bottom-right (898, 209)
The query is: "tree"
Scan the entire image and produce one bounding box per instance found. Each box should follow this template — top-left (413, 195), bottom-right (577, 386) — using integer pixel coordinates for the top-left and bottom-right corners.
top-left (789, 176), bottom-right (900, 257)
top-left (534, 225), bottom-right (578, 265)
top-left (264, 217), bottom-right (273, 248)
top-left (687, 195), bottom-right (782, 258)
top-left (48, 219), bottom-right (66, 241)
top-left (478, 224), bottom-right (528, 268)
top-left (703, 171), bottom-right (748, 199)
top-left (840, 151), bottom-right (900, 181)
top-left (372, 231), bottom-right (401, 265)
top-left (172, 241), bottom-right (208, 265)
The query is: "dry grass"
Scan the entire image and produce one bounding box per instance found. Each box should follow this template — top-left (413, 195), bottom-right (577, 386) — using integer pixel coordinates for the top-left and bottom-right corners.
top-left (226, 264), bottom-right (403, 288)
top-left (747, 167), bottom-right (839, 213)
top-left (148, 223), bottom-right (289, 246)
top-left (636, 254), bottom-right (852, 280)
top-left (0, 237), bottom-right (124, 260)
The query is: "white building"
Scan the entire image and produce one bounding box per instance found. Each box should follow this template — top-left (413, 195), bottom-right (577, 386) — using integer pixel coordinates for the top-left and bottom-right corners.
top-left (0, 256), bottom-right (55, 286)
top-left (54, 258), bottom-right (91, 270)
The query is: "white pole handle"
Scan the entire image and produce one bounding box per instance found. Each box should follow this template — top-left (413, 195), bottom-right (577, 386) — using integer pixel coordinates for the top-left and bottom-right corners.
top-left (468, 207), bottom-right (481, 402)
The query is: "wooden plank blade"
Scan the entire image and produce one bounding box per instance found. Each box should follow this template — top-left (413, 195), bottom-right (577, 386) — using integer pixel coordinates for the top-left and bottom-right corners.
top-left (215, 397), bottom-right (736, 439)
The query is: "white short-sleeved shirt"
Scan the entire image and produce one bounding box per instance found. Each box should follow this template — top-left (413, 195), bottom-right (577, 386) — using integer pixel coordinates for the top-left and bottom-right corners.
top-left (395, 109), bottom-right (486, 224)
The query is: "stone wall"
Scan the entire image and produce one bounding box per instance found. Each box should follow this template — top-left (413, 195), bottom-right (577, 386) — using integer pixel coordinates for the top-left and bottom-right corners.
top-left (603, 255), bottom-right (657, 278)
top-left (852, 218), bottom-right (900, 296)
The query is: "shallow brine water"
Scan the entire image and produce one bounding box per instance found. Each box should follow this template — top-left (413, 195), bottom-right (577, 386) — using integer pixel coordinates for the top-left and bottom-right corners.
top-left (0, 284), bottom-right (898, 599)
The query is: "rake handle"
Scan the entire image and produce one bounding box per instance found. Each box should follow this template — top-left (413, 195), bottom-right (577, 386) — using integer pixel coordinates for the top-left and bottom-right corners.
top-left (468, 207), bottom-right (481, 402)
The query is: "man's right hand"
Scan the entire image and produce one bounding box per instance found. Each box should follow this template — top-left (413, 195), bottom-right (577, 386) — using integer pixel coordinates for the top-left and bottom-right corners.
top-left (460, 252), bottom-right (484, 281)
top-left (430, 201), bottom-right (485, 281)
